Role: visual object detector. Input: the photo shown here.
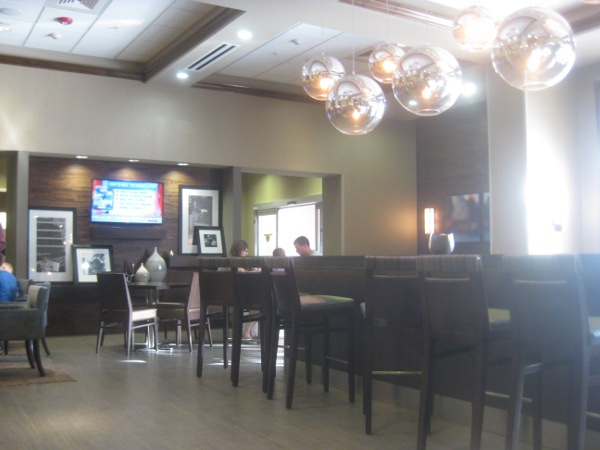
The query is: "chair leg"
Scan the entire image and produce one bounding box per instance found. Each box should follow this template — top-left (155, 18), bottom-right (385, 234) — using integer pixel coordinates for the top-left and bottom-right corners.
top-left (25, 340), bottom-right (35, 368)
top-left (126, 326), bottom-right (133, 357)
top-left (267, 322), bottom-right (280, 400)
top-left (153, 319), bottom-right (159, 351)
top-left (185, 320), bottom-right (193, 353)
top-left (417, 340), bottom-right (434, 450)
top-left (4, 340), bottom-right (9, 355)
top-left (305, 329), bottom-right (312, 384)
top-left (42, 333), bottom-right (51, 357)
top-left (32, 339), bottom-right (46, 377)
top-left (505, 354), bottom-right (526, 450)
top-left (223, 307), bottom-right (229, 369)
top-left (470, 343), bottom-right (488, 450)
top-left (197, 306), bottom-right (208, 377)
top-left (322, 316), bottom-right (330, 393)
top-left (347, 310), bottom-right (355, 404)
top-left (286, 320), bottom-right (300, 410)
top-left (96, 323), bottom-right (104, 353)
top-left (524, 370), bottom-right (541, 450)
top-left (364, 334), bottom-right (373, 434)
top-left (231, 307), bottom-right (243, 387)
top-left (567, 356), bottom-right (589, 450)
top-left (206, 317), bottom-right (213, 347)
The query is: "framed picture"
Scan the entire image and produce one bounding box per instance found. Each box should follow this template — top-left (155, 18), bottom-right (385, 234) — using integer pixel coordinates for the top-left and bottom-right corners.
top-left (179, 186), bottom-right (220, 254)
top-left (196, 227), bottom-right (226, 256)
top-left (28, 207), bottom-right (76, 282)
top-left (72, 245), bottom-right (114, 283)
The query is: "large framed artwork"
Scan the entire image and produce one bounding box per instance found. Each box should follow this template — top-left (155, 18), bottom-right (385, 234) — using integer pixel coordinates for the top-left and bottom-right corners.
top-left (28, 207), bottom-right (76, 282)
top-left (441, 192), bottom-right (490, 243)
top-left (72, 245), bottom-right (114, 283)
top-left (179, 186), bottom-right (220, 254)
top-left (196, 226), bottom-right (226, 256)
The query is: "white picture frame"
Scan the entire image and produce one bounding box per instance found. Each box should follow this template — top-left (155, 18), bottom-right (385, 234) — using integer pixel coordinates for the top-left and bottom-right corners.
top-left (28, 207), bottom-right (75, 282)
top-left (179, 186), bottom-right (220, 254)
top-left (72, 245), bottom-right (114, 283)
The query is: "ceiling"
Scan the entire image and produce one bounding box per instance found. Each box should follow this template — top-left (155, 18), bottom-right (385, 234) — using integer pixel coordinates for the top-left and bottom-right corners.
top-left (1, 0), bottom-right (600, 120)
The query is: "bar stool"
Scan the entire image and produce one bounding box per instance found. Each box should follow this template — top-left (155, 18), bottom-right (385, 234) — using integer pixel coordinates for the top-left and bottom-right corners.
top-left (363, 255), bottom-right (421, 435)
top-left (196, 257), bottom-right (233, 378)
top-left (416, 255), bottom-right (510, 450)
top-left (502, 254), bottom-right (600, 450)
top-left (230, 256), bottom-right (273, 390)
top-left (265, 256), bottom-right (355, 409)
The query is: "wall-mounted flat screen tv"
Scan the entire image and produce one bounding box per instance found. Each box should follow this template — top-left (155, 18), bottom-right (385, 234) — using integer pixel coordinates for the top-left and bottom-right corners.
top-left (90, 179), bottom-right (164, 225)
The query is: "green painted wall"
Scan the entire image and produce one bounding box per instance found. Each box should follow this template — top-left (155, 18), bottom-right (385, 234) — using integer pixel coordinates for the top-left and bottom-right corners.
top-left (241, 173), bottom-right (322, 255)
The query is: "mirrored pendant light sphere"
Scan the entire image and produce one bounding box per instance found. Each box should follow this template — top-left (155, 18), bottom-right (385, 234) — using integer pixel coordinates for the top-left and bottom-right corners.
top-left (368, 43), bottom-right (405, 84)
top-left (453, 5), bottom-right (497, 52)
top-left (491, 7), bottom-right (576, 91)
top-left (392, 46), bottom-right (462, 117)
top-left (325, 74), bottom-right (386, 135)
top-left (301, 55), bottom-right (345, 101)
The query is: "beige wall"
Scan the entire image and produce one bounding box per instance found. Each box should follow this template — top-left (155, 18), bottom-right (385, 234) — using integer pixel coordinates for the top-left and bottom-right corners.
top-left (0, 64), bottom-right (418, 256)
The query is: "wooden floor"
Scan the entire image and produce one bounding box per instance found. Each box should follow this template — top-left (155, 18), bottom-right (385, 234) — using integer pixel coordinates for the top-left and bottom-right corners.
top-left (0, 333), bottom-right (548, 449)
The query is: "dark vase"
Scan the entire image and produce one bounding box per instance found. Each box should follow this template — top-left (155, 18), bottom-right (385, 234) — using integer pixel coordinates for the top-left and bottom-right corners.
top-left (428, 233), bottom-right (455, 254)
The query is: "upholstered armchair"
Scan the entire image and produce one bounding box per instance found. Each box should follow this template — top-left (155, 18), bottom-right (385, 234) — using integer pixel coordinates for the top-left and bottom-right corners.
top-left (0, 285), bottom-right (49, 376)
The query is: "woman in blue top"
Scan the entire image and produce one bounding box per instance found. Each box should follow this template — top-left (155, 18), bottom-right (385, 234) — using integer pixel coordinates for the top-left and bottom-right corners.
top-left (0, 262), bottom-right (20, 302)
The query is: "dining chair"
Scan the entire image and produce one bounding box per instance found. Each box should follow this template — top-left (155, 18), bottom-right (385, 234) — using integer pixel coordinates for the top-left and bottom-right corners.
top-left (265, 256), bottom-right (355, 410)
top-left (156, 272), bottom-right (202, 352)
top-left (196, 257), bottom-right (233, 378)
top-left (96, 272), bottom-right (158, 357)
top-left (0, 284), bottom-right (48, 376)
top-left (502, 254), bottom-right (600, 450)
top-left (416, 255), bottom-right (510, 450)
top-left (230, 256), bottom-right (273, 390)
top-left (363, 256), bottom-right (422, 435)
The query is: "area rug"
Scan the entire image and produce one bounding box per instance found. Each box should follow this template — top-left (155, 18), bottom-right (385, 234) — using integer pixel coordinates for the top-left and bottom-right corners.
top-left (0, 356), bottom-right (76, 388)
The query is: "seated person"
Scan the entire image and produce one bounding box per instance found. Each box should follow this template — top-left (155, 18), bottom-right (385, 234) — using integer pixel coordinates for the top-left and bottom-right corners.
top-left (0, 261), bottom-right (21, 302)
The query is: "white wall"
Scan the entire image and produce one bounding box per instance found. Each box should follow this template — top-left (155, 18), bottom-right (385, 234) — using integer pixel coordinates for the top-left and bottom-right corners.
top-left (0, 64), bottom-right (417, 256)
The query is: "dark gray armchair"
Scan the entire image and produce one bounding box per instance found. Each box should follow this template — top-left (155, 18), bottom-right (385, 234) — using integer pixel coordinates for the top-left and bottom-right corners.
top-left (0, 284), bottom-right (49, 376)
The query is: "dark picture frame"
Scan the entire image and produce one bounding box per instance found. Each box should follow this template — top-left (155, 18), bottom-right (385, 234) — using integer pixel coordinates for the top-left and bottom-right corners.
top-left (197, 226), bottom-right (226, 256)
top-left (179, 186), bottom-right (220, 254)
top-left (28, 207), bottom-right (76, 282)
top-left (72, 245), bottom-right (114, 283)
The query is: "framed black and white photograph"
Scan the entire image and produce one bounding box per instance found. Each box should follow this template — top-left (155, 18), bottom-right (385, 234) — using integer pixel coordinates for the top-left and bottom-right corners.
top-left (28, 207), bottom-right (76, 282)
top-left (179, 186), bottom-right (220, 254)
top-left (196, 227), bottom-right (226, 256)
top-left (72, 245), bottom-right (113, 283)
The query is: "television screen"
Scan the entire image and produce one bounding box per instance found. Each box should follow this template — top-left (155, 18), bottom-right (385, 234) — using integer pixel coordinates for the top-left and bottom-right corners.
top-left (90, 179), bottom-right (164, 225)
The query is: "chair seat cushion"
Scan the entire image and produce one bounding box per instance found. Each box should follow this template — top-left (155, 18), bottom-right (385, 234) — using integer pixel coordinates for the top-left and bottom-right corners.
top-left (131, 308), bottom-right (157, 322)
top-left (300, 294), bottom-right (354, 311)
top-left (589, 316), bottom-right (600, 346)
top-left (488, 308), bottom-right (511, 334)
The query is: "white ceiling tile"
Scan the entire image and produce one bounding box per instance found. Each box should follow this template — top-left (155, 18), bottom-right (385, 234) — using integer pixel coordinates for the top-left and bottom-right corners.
top-left (0, 0), bottom-right (44, 22)
top-left (25, 25), bottom-right (83, 51)
top-left (153, 8), bottom-right (203, 29)
top-left (73, 32), bottom-right (128, 57)
top-left (37, 7), bottom-right (97, 31)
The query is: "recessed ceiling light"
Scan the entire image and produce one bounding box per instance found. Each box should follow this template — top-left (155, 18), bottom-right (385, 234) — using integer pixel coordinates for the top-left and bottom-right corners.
top-left (128, 159), bottom-right (139, 163)
top-left (75, 155), bottom-right (88, 159)
top-left (237, 29), bottom-right (252, 40)
top-left (176, 71), bottom-right (189, 80)
top-left (0, 22), bottom-right (11, 32)
top-left (0, 8), bottom-right (20, 17)
top-left (177, 162), bottom-right (189, 166)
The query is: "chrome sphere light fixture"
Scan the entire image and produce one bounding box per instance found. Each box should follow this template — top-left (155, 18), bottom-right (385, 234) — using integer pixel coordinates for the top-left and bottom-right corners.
top-left (325, 74), bottom-right (386, 135)
top-left (491, 7), bottom-right (576, 91)
top-left (453, 5), bottom-right (497, 52)
top-left (301, 55), bottom-right (345, 101)
top-left (368, 43), bottom-right (405, 84)
top-left (392, 46), bottom-right (462, 117)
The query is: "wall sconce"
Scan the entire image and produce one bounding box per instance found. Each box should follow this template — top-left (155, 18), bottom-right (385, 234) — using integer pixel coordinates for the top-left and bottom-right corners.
top-left (424, 207), bottom-right (435, 235)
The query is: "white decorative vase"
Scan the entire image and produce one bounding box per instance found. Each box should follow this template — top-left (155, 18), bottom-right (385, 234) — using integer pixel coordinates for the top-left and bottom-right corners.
top-left (145, 247), bottom-right (167, 282)
top-left (134, 263), bottom-right (150, 282)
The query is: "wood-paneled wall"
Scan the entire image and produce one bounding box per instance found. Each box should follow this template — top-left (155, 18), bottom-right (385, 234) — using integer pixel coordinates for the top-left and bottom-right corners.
top-left (29, 157), bottom-right (222, 269)
top-left (416, 101), bottom-right (490, 255)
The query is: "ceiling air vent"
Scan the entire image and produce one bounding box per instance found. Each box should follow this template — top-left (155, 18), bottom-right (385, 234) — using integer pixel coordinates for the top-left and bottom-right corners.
top-left (187, 43), bottom-right (239, 73)
top-left (52, 0), bottom-right (108, 14)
